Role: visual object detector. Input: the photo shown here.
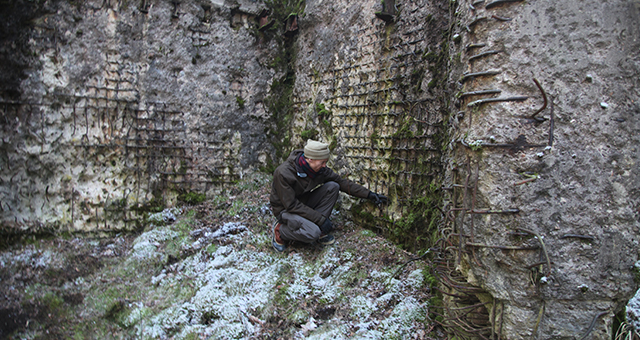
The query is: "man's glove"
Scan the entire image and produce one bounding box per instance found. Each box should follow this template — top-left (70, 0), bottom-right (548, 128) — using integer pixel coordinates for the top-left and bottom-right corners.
top-left (368, 192), bottom-right (388, 205)
top-left (319, 218), bottom-right (334, 234)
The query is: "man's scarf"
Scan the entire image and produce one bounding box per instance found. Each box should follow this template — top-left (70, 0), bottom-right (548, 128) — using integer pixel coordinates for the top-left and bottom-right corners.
top-left (297, 154), bottom-right (318, 179)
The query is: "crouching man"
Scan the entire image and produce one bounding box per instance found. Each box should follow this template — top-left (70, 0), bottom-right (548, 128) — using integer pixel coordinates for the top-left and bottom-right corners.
top-left (269, 139), bottom-right (388, 252)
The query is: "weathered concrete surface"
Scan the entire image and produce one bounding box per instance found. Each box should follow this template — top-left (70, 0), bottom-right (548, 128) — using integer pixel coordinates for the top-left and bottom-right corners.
top-left (290, 0), bottom-right (451, 249)
top-left (444, 0), bottom-right (640, 338)
top-left (0, 0), bottom-right (277, 232)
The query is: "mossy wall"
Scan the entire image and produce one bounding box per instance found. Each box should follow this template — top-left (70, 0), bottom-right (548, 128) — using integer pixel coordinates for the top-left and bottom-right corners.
top-left (0, 0), bottom-right (279, 233)
top-left (289, 0), bottom-right (451, 251)
top-left (0, 0), bottom-right (452, 249)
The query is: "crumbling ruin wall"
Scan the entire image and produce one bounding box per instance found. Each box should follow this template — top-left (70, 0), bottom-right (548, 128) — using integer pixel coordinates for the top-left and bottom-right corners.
top-left (0, 0), bottom-right (278, 233)
top-left (439, 0), bottom-right (640, 338)
top-left (290, 0), bottom-right (451, 250)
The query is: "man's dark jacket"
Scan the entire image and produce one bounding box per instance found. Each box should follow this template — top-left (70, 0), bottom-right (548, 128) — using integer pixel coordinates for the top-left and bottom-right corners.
top-left (270, 150), bottom-right (371, 226)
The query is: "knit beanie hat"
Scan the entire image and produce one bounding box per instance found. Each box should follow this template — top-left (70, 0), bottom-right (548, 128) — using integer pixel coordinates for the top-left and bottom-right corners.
top-left (304, 140), bottom-right (330, 160)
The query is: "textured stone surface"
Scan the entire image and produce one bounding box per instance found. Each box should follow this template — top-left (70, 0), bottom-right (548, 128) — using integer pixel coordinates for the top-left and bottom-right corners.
top-left (0, 0), bottom-right (277, 232)
top-left (443, 0), bottom-right (640, 338)
top-left (291, 0), bottom-right (450, 249)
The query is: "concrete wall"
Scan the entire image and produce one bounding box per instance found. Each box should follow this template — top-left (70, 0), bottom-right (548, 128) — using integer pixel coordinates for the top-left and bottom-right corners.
top-left (0, 0), bottom-right (277, 232)
top-left (442, 0), bottom-right (640, 337)
top-left (290, 0), bottom-right (450, 249)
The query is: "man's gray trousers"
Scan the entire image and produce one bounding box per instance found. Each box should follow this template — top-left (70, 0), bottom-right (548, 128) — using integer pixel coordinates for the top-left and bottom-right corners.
top-left (278, 181), bottom-right (339, 243)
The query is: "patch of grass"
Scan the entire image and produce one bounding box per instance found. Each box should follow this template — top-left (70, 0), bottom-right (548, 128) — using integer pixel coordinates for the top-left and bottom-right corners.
top-left (315, 102), bottom-right (331, 118)
top-left (183, 332), bottom-right (201, 340)
top-left (206, 243), bottom-right (218, 255)
top-left (178, 191), bottom-right (206, 205)
top-left (360, 229), bottom-right (377, 238)
top-left (392, 121), bottom-right (414, 139)
top-left (41, 292), bottom-right (65, 315)
top-left (235, 173), bottom-right (272, 192)
top-left (132, 195), bottom-right (165, 214)
top-left (105, 299), bottom-right (129, 327)
top-left (228, 200), bottom-right (249, 216)
top-left (236, 96), bottom-right (245, 109)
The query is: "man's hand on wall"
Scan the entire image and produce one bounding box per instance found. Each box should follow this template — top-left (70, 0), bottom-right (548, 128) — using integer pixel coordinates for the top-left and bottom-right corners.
top-left (368, 192), bottom-right (388, 205)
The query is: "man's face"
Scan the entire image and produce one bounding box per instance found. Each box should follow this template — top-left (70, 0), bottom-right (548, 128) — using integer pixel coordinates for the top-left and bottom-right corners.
top-left (307, 158), bottom-right (328, 172)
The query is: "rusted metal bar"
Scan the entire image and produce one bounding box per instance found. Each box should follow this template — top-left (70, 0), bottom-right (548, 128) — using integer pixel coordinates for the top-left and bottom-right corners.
top-left (458, 159), bottom-right (472, 266)
top-left (466, 43), bottom-right (487, 51)
top-left (459, 89), bottom-right (502, 98)
top-left (514, 177), bottom-right (537, 186)
top-left (516, 228), bottom-right (551, 276)
top-left (450, 302), bottom-right (490, 311)
top-left (470, 163), bottom-right (483, 266)
top-left (462, 70), bottom-right (501, 83)
top-left (439, 272), bottom-right (486, 293)
top-left (531, 78), bottom-right (547, 120)
top-left (448, 318), bottom-right (492, 338)
top-left (578, 311), bottom-right (609, 340)
top-left (548, 99), bottom-right (555, 146)
top-left (467, 96), bottom-right (528, 107)
top-left (469, 50), bottom-right (503, 61)
top-left (560, 234), bottom-right (595, 240)
top-left (466, 243), bottom-right (539, 250)
top-left (486, 0), bottom-right (524, 9)
top-left (468, 16), bottom-right (488, 28)
top-left (470, 208), bottom-right (520, 214)
top-left (492, 15), bottom-right (512, 21)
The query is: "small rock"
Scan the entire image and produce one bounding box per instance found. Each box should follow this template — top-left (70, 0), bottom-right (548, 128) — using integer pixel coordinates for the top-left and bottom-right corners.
top-left (190, 228), bottom-right (207, 238)
top-left (600, 102), bottom-right (609, 109)
top-left (301, 317), bottom-right (317, 332)
top-left (101, 249), bottom-right (115, 257)
top-left (585, 74), bottom-right (593, 83)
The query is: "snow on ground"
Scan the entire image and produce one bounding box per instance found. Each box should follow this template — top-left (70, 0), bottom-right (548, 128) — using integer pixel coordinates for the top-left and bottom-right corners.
top-left (0, 176), bottom-right (436, 339)
top-left (124, 215), bottom-right (431, 339)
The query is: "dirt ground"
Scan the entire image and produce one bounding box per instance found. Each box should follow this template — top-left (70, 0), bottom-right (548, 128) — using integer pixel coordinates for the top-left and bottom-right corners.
top-left (0, 175), bottom-right (441, 339)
